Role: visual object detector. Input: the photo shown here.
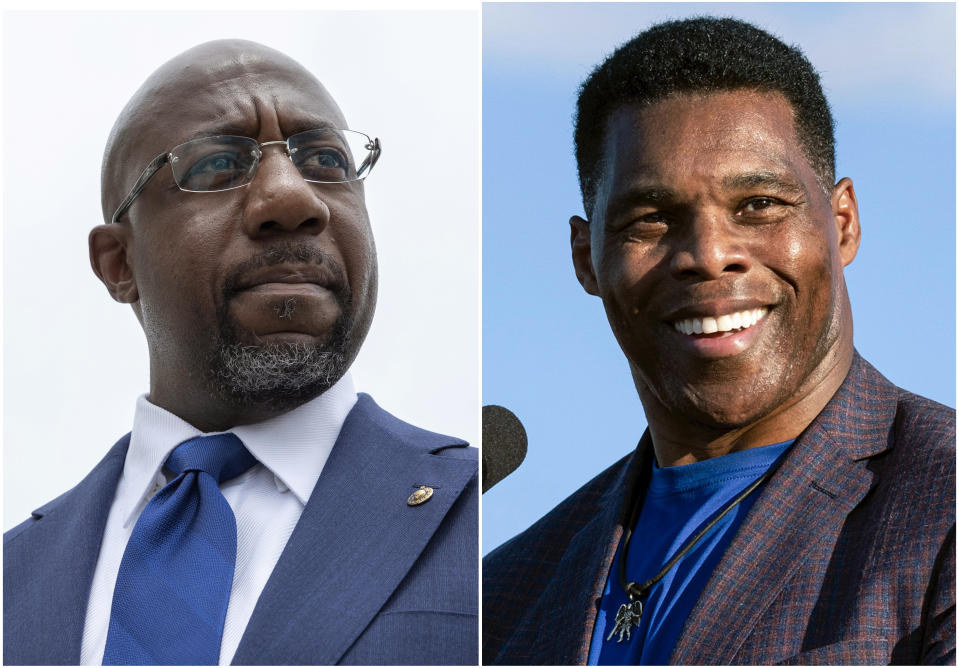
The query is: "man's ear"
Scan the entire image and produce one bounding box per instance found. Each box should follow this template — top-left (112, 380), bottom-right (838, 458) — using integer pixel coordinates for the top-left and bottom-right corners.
top-left (89, 224), bottom-right (139, 303)
top-left (570, 215), bottom-right (599, 295)
top-left (831, 177), bottom-right (861, 267)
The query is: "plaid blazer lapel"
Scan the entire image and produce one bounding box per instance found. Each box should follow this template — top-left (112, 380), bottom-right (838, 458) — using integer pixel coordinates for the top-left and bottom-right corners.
top-left (504, 436), bottom-right (654, 665)
top-left (672, 352), bottom-right (896, 664)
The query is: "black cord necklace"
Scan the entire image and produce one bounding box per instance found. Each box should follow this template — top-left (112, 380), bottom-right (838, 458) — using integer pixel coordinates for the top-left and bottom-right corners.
top-left (605, 464), bottom-right (777, 643)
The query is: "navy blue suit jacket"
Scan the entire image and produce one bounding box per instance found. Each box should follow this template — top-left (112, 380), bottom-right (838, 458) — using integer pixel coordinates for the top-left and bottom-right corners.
top-left (5, 394), bottom-right (478, 665)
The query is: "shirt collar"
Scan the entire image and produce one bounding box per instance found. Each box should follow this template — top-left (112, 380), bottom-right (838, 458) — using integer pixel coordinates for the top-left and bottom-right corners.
top-left (119, 373), bottom-right (357, 527)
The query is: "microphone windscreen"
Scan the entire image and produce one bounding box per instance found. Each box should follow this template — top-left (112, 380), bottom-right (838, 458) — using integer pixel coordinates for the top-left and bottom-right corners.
top-left (482, 405), bottom-right (528, 493)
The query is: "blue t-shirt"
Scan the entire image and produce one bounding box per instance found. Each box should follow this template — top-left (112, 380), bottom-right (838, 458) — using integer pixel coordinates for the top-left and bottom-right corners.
top-left (588, 440), bottom-right (793, 665)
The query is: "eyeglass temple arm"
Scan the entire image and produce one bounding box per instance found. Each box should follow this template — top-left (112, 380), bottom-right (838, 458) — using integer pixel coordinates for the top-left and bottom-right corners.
top-left (111, 152), bottom-right (171, 223)
top-left (356, 137), bottom-right (382, 178)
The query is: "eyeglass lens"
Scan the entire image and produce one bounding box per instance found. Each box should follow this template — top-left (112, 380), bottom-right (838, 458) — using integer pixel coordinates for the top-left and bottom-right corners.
top-left (168, 129), bottom-right (371, 192)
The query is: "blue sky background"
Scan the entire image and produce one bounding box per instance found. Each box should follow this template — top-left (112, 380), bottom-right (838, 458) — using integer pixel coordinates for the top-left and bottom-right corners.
top-left (482, 3), bottom-right (956, 555)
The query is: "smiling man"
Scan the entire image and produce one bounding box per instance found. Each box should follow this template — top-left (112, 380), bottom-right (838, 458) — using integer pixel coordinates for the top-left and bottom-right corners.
top-left (4, 40), bottom-right (477, 666)
top-left (483, 18), bottom-right (955, 665)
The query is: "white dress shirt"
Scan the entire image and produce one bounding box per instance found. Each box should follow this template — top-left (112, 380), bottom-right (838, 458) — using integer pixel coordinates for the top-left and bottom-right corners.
top-left (79, 374), bottom-right (358, 665)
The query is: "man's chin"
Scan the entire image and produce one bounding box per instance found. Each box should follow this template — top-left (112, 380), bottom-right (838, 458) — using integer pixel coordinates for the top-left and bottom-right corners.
top-left (681, 399), bottom-right (772, 431)
top-left (652, 375), bottom-right (788, 432)
top-left (206, 340), bottom-right (349, 412)
top-left (207, 299), bottom-right (354, 404)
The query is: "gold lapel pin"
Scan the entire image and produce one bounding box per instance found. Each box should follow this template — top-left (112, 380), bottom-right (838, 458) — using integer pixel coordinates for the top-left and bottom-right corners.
top-left (407, 485), bottom-right (434, 506)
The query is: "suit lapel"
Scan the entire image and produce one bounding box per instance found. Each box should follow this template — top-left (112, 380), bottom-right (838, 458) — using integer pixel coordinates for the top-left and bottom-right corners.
top-left (233, 395), bottom-right (476, 665)
top-left (506, 438), bottom-right (653, 665)
top-left (515, 500), bottom-right (620, 664)
top-left (3, 436), bottom-right (128, 665)
top-left (672, 353), bottom-right (896, 664)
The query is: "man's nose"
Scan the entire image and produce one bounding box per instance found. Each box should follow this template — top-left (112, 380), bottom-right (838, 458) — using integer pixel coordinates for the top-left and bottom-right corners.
top-left (240, 148), bottom-right (331, 238)
top-left (669, 210), bottom-right (751, 280)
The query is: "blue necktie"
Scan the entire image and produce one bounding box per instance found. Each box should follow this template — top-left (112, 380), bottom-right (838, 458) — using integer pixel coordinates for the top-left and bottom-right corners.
top-left (103, 433), bottom-right (257, 665)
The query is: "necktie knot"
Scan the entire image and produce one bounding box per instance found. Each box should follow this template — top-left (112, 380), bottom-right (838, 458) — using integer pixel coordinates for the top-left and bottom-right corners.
top-left (165, 433), bottom-right (257, 484)
top-left (104, 432), bottom-right (255, 665)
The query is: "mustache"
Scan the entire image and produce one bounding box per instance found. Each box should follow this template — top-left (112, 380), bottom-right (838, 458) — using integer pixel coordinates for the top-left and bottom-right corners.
top-left (222, 242), bottom-right (348, 301)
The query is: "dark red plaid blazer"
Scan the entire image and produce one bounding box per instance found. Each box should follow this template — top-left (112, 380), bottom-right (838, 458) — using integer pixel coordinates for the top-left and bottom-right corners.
top-left (483, 353), bottom-right (955, 665)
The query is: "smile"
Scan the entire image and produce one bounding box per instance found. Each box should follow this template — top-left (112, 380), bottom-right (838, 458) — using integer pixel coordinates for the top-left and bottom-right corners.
top-left (672, 307), bottom-right (768, 336)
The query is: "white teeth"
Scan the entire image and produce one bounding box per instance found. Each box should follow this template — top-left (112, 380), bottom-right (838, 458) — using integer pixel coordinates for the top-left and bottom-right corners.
top-left (672, 307), bottom-right (768, 336)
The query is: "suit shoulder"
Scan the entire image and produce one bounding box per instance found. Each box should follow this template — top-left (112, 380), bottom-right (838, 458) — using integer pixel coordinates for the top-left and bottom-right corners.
top-left (353, 393), bottom-right (471, 454)
top-left (894, 390), bottom-right (956, 450)
top-left (5, 434), bottom-right (129, 553)
top-left (437, 444), bottom-right (478, 461)
top-left (4, 515), bottom-right (39, 546)
top-left (889, 389), bottom-right (955, 490)
top-left (855, 387), bottom-right (957, 561)
top-left (4, 474), bottom-right (88, 547)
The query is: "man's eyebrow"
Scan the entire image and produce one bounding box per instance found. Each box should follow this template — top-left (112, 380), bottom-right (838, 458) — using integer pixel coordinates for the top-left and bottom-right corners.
top-left (191, 121), bottom-right (255, 139)
top-left (722, 170), bottom-right (808, 197)
top-left (611, 186), bottom-right (679, 207)
top-left (287, 119), bottom-right (340, 134)
top-left (190, 119), bottom-right (340, 140)
top-left (604, 185), bottom-right (679, 220)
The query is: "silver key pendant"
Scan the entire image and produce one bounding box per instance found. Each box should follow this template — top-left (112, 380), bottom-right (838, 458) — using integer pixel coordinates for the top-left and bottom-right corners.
top-left (606, 599), bottom-right (643, 643)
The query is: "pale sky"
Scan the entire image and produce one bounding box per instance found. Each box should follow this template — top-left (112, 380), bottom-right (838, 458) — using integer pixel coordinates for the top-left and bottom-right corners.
top-left (3, 10), bottom-right (479, 529)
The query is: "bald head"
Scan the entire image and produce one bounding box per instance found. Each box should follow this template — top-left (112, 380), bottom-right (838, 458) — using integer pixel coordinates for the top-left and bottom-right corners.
top-left (101, 39), bottom-right (346, 224)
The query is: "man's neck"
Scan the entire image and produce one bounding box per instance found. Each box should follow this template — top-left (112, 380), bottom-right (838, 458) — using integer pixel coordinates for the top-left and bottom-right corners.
top-left (641, 342), bottom-right (854, 468)
top-left (146, 378), bottom-right (333, 433)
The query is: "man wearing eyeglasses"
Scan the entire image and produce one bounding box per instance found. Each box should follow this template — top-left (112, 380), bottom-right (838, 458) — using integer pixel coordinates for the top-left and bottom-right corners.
top-left (4, 39), bottom-right (477, 666)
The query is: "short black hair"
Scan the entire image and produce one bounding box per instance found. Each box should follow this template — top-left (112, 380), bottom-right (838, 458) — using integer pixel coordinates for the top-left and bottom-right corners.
top-left (574, 17), bottom-right (835, 218)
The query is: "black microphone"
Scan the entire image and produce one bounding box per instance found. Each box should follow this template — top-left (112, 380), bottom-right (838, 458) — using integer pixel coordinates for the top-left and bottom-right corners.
top-left (482, 405), bottom-right (528, 493)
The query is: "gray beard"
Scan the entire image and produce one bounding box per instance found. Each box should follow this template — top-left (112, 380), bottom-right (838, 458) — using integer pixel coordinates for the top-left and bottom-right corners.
top-left (205, 243), bottom-right (354, 412)
top-left (209, 337), bottom-right (349, 411)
